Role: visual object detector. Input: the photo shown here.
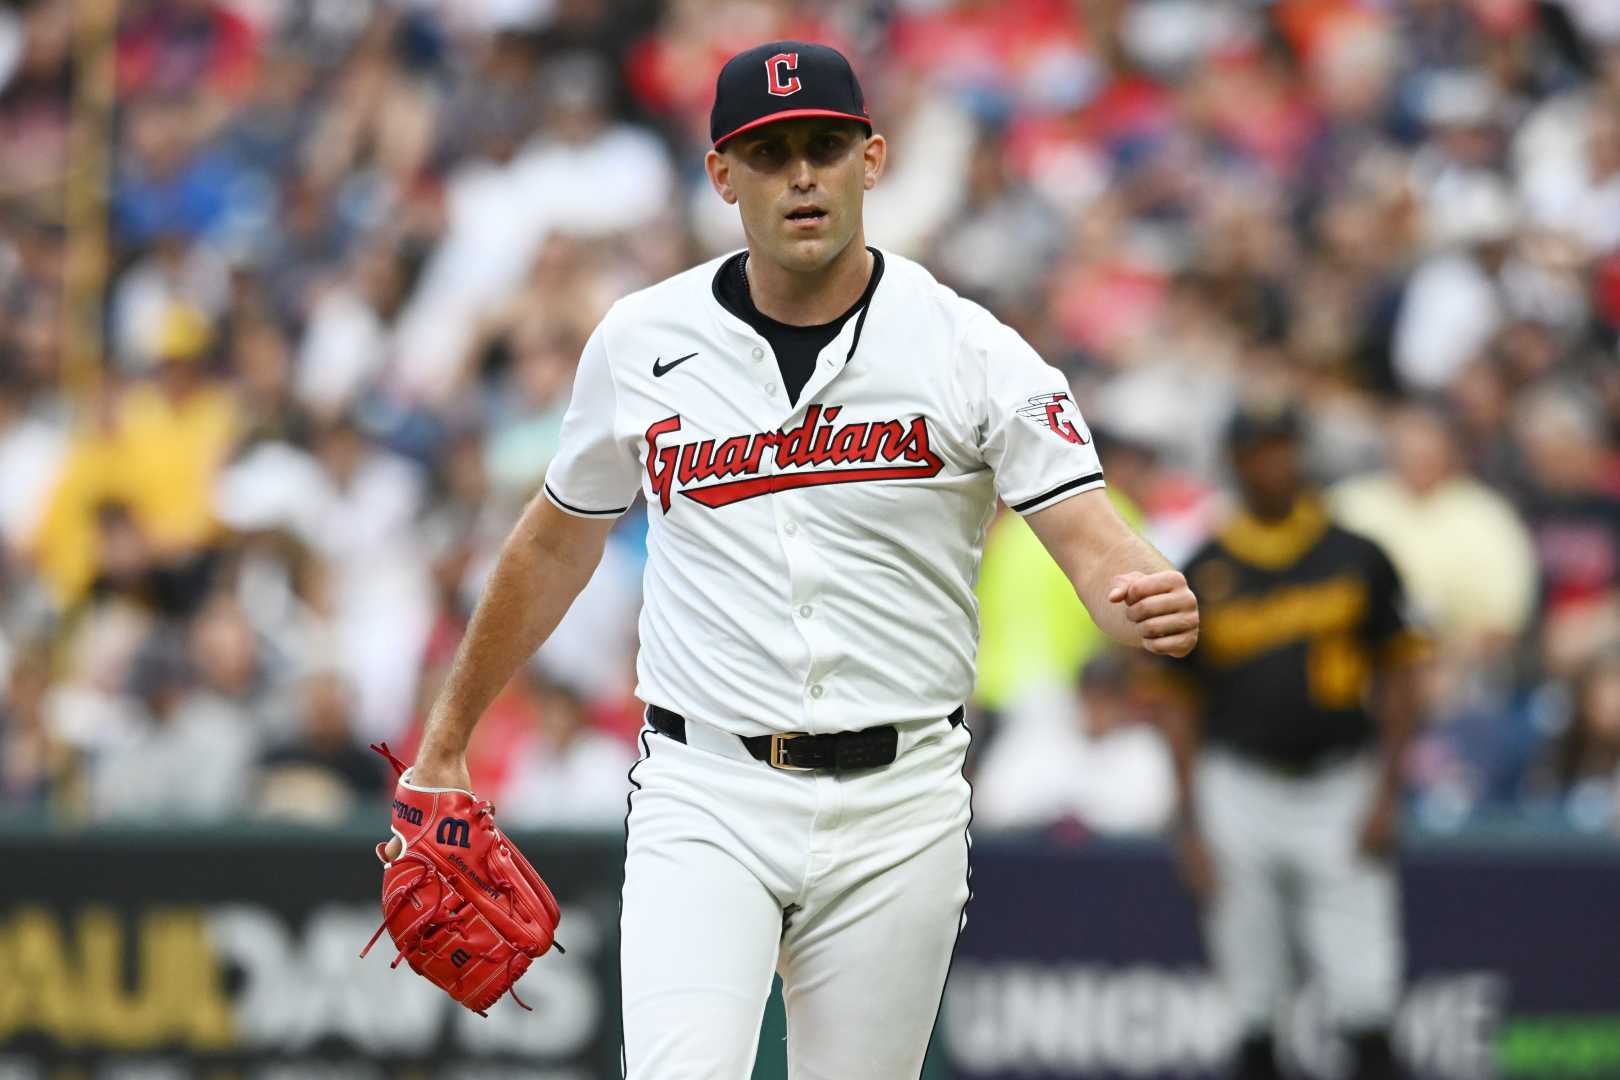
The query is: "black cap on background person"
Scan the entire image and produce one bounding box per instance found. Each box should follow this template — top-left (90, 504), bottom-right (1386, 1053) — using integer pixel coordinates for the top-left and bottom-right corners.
top-left (710, 40), bottom-right (872, 149)
top-left (1223, 400), bottom-right (1304, 453)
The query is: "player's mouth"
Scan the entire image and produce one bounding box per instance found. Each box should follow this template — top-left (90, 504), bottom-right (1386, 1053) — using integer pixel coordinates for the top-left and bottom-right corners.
top-left (785, 204), bottom-right (829, 230)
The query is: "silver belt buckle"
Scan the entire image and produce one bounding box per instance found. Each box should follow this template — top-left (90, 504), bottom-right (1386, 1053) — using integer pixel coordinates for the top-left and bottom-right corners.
top-left (768, 732), bottom-right (813, 771)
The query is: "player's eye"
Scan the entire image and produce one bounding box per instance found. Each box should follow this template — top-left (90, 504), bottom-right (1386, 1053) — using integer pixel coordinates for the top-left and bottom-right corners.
top-left (810, 133), bottom-right (850, 163)
top-left (749, 141), bottom-right (787, 168)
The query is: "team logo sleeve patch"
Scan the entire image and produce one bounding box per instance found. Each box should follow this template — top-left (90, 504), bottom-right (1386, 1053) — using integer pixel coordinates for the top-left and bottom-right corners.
top-left (1016, 391), bottom-right (1091, 446)
top-left (975, 317), bottom-right (1105, 515)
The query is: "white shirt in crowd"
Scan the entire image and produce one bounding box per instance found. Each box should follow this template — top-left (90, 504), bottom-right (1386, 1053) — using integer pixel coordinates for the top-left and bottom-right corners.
top-left (215, 441), bottom-right (435, 745)
top-left (973, 684), bottom-right (1176, 835)
top-left (499, 730), bottom-right (638, 829)
top-left (0, 410), bottom-right (64, 551)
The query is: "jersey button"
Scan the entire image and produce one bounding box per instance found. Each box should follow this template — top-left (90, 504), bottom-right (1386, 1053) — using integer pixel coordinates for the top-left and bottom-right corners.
top-left (798, 604), bottom-right (813, 618)
top-left (784, 522), bottom-right (798, 536)
top-left (751, 347), bottom-right (765, 361)
top-left (765, 382), bottom-right (778, 396)
top-left (809, 684), bottom-right (825, 699)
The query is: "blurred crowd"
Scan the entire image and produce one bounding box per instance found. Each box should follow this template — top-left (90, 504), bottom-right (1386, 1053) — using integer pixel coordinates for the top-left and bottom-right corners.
top-left (1, 0), bottom-right (1618, 836)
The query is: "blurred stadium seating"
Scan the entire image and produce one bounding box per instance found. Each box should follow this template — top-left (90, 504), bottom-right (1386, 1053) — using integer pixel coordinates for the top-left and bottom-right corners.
top-left (4, 0), bottom-right (1619, 837)
top-left (1, 0), bottom-right (1619, 1076)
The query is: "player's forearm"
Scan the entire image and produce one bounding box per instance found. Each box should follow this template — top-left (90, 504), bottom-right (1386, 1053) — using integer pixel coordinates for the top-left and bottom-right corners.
top-left (1370, 663), bottom-right (1422, 803)
top-left (1026, 492), bottom-right (1170, 645)
top-left (1026, 490), bottom-right (1196, 655)
top-left (1076, 530), bottom-right (1176, 646)
top-left (1160, 702), bottom-right (1202, 826)
top-left (416, 495), bottom-right (612, 772)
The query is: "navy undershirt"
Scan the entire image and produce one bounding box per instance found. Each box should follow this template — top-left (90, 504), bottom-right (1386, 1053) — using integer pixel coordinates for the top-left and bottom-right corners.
top-left (713, 247), bottom-right (884, 406)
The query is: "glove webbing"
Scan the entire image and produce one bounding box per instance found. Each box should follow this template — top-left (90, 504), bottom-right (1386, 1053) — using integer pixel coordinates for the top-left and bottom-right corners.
top-left (360, 855), bottom-right (537, 1014)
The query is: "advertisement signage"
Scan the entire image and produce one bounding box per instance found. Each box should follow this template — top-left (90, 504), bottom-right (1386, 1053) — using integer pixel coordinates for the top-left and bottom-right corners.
top-left (0, 830), bottom-right (624, 1080)
top-left (945, 841), bottom-right (1620, 1080)
top-left (2, 830), bottom-right (1617, 1078)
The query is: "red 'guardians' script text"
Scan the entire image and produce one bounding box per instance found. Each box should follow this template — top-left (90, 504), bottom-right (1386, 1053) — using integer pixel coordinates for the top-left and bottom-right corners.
top-left (645, 404), bottom-right (944, 511)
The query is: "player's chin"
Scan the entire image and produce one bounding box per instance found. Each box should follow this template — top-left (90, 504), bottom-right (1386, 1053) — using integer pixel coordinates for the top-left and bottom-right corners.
top-left (773, 223), bottom-right (843, 260)
top-left (774, 234), bottom-right (835, 266)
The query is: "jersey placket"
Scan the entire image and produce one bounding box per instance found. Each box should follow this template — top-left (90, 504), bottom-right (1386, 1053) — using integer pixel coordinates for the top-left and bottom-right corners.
top-left (745, 316), bottom-right (864, 733)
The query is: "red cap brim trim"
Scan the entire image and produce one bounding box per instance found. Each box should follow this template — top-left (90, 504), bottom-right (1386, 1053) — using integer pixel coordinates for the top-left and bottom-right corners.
top-left (713, 109), bottom-right (873, 149)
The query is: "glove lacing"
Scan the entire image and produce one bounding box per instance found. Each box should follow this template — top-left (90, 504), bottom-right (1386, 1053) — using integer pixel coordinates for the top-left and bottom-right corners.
top-left (359, 801), bottom-right (538, 1013)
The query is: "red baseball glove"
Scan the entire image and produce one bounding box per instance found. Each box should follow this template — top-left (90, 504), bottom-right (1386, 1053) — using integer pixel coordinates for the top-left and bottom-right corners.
top-left (360, 743), bottom-right (562, 1015)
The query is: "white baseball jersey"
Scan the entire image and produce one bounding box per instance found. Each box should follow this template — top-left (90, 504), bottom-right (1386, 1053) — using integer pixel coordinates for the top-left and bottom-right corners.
top-left (543, 248), bottom-right (1104, 735)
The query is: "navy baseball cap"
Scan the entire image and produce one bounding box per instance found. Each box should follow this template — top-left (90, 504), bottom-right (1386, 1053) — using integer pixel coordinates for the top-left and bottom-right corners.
top-left (1224, 401), bottom-right (1304, 451)
top-left (710, 40), bottom-right (871, 149)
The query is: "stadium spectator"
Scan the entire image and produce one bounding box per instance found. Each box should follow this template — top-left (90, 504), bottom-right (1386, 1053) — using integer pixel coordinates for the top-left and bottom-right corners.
top-left (226, 313), bottom-right (307, 447)
top-left (1392, 174), bottom-right (1517, 393)
top-left (1513, 385), bottom-right (1620, 676)
top-left (930, 133), bottom-right (1066, 310)
top-left (188, 591), bottom-right (289, 733)
top-left (87, 628), bottom-right (258, 822)
top-left (1330, 399), bottom-right (1537, 650)
top-left (116, 0), bottom-right (259, 103)
top-left (293, 239), bottom-right (407, 422)
top-left (110, 233), bottom-right (232, 373)
top-left (0, 0), bottom-right (1617, 834)
top-left (0, 645), bottom-right (56, 809)
top-left (973, 651), bottom-right (1176, 836)
top-left (0, 363), bottom-right (64, 558)
top-left (32, 306), bottom-right (238, 613)
top-left (482, 323), bottom-right (579, 500)
top-left (0, 1), bottom-right (71, 218)
top-left (111, 94), bottom-right (243, 249)
top-left (499, 674), bottom-right (636, 828)
top-left (256, 669), bottom-right (388, 823)
top-left (1530, 648), bottom-right (1620, 833)
top-left (301, 414), bottom-right (435, 746)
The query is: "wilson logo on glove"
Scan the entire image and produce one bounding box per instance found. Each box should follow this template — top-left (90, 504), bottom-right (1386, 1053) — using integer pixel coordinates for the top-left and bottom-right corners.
top-left (360, 743), bottom-right (564, 1016)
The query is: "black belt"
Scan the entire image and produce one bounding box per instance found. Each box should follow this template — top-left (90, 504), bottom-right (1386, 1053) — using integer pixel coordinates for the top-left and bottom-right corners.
top-left (1234, 744), bottom-right (1363, 778)
top-left (647, 704), bottom-right (965, 773)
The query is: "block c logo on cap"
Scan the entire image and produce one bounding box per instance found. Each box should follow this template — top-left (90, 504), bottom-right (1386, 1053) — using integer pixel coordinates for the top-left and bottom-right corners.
top-left (766, 52), bottom-right (801, 97)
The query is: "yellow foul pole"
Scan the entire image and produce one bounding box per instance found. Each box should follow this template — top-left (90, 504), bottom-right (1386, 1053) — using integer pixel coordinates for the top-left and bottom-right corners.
top-left (61, 0), bottom-right (120, 398)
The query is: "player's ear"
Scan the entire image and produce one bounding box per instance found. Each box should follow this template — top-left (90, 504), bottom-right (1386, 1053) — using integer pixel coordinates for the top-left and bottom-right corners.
top-left (705, 149), bottom-right (738, 205)
top-left (862, 133), bottom-right (886, 191)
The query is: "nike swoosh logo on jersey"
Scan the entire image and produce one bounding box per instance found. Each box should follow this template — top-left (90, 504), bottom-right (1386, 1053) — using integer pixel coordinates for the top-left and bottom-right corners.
top-left (652, 352), bottom-right (699, 377)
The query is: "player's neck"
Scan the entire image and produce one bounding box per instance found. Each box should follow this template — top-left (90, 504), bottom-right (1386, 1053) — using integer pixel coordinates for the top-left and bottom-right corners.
top-left (1243, 493), bottom-right (1318, 527)
top-left (744, 236), bottom-right (873, 327)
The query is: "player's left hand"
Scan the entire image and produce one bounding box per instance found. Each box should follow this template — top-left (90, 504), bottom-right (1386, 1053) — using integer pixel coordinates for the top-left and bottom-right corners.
top-left (1109, 570), bottom-right (1199, 657)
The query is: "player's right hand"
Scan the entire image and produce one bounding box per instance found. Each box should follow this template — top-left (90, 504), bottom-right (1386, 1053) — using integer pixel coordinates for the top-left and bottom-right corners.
top-left (1173, 824), bottom-right (1217, 903)
top-left (378, 749), bottom-right (472, 863)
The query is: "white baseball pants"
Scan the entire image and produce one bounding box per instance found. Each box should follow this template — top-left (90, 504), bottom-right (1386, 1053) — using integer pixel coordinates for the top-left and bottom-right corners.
top-left (619, 712), bottom-right (973, 1080)
top-left (1195, 749), bottom-right (1403, 1034)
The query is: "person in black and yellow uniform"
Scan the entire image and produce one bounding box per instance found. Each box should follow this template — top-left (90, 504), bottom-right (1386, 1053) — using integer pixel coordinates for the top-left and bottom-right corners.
top-left (1160, 402), bottom-right (1426, 1080)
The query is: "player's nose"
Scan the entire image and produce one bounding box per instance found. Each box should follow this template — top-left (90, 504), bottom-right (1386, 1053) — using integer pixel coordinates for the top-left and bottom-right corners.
top-left (788, 156), bottom-right (817, 191)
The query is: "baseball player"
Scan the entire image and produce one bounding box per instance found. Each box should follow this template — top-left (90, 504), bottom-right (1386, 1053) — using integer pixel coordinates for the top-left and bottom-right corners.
top-left (1159, 403), bottom-right (1425, 1080)
top-left (386, 41), bottom-right (1199, 1078)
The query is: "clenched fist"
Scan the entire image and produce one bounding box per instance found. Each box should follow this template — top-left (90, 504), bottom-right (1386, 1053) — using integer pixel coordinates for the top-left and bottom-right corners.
top-left (1108, 570), bottom-right (1199, 657)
